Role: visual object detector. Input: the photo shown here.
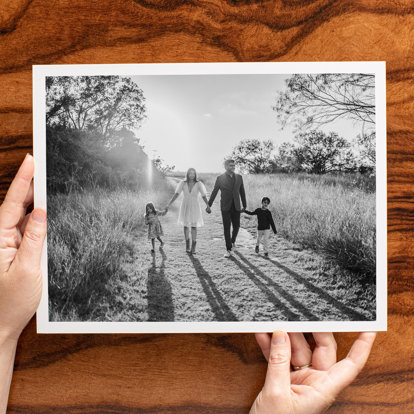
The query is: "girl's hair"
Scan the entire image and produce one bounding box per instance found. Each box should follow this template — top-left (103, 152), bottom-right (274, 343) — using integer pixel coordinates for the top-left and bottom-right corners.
top-left (185, 167), bottom-right (198, 182)
top-left (145, 202), bottom-right (157, 217)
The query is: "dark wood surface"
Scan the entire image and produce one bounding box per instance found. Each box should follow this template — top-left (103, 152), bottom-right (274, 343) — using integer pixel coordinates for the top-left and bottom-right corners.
top-left (1, 0), bottom-right (413, 412)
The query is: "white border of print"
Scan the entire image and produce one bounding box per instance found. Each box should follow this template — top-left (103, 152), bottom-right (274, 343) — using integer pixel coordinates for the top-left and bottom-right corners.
top-left (33, 62), bottom-right (387, 334)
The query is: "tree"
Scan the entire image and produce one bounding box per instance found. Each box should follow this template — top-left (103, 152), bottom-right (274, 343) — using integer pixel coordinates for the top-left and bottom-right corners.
top-left (356, 131), bottom-right (376, 166)
top-left (274, 142), bottom-right (301, 173)
top-left (293, 130), bottom-right (354, 174)
top-left (46, 76), bottom-right (146, 140)
top-left (230, 139), bottom-right (275, 174)
top-left (274, 74), bottom-right (375, 130)
top-left (152, 156), bottom-right (175, 175)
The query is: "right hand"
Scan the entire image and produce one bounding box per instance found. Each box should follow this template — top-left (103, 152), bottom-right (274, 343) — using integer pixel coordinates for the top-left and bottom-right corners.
top-left (250, 330), bottom-right (376, 414)
top-left (206, 206), bottom-right (211, 214)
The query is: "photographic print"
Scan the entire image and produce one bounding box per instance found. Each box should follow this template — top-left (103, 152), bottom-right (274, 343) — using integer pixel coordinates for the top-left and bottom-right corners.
top-left (34, 62), bottom-right (386, 333)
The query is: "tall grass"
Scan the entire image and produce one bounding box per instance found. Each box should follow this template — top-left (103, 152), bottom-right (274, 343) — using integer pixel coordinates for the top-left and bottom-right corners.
top-left (290, 172), bottom-right (375, 193)
top-left (198, 172), bottom-right (375, 280)
top-left (242, 174), bottom-right (376, 280)
top-left (47, 187), bottom-right (169, 321)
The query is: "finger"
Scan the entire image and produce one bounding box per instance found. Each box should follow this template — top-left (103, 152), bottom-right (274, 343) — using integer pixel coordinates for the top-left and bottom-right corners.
top-left (23, 180), bottom-right (34, 208)
top-left (0, 154), bottom-right (34, 230)
top-left (312, 333), bottom-right (337, 371)
top-left (289, 333), bottom-right (312, 368)
top-left (17, 180), bottom-right (34, 228)
top-left (255, 333), bottom-right (271, 361)
top-left (12, 209), bottom-right (47, 272)
top-left (19, 213), bottom-right (31, 236)
top-left (327, 332), bottom-right (376, 394)
top-left (262, 331), bottom-right (291, 398)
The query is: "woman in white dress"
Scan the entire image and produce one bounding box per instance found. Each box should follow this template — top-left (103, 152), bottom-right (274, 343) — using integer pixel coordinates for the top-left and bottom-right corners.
top-left (166, 168), bottom-right (211, 254)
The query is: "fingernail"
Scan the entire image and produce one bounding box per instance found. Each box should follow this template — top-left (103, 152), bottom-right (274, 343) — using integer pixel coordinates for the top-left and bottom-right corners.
top-left (272, 330), bottom-right (286, 345)
top-left (32, 209), bottom-right (46, 223)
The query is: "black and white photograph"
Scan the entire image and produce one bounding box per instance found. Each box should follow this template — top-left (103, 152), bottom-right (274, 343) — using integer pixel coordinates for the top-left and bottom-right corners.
top-left (33, 62), bottom-right (386, 333)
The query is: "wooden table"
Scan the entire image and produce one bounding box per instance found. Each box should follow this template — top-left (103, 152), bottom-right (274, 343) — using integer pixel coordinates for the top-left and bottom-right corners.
top-left (1, 1), bottom-right (413, 412)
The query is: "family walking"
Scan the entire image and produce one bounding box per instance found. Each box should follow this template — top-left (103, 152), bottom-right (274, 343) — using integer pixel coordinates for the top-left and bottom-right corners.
top-left (145, 159), bottom-right (277, 257)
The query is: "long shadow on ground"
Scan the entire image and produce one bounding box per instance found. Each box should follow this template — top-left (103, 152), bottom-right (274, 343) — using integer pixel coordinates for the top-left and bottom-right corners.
top-left (189, 255), bottom-right (238, 321)
top-left (253, 253), bottom-right (371, 321)
top-left (231, 253), bottom-right (316, 321)
top-left (147, 247), bottom-right (175, 321)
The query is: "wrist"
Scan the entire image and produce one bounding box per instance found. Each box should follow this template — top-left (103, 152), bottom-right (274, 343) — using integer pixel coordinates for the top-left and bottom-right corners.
top-left (0, 332), bottom-right (18, 351)
top-left (0, 326), bottom-right (21, 347)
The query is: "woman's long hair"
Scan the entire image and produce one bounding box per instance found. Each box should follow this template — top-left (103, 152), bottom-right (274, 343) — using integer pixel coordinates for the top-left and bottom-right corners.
top-left (145, 202), bottom-right (156, 217)
top-left (185, 167), bottom-right (198, 182)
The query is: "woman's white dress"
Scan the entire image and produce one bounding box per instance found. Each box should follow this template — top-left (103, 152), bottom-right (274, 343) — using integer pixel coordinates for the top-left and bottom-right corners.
top-left (175, 180), bottom-right (207, 227)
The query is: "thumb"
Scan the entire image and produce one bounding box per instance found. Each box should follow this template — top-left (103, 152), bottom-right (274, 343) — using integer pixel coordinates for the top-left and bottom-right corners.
top-left (15, 209), bottom-right (47, 270)
top-left (262, 330), bottom-right (292, 398)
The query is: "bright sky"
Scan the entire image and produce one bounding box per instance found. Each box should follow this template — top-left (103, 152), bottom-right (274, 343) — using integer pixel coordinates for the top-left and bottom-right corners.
top-left (132, 74), bottom-right (364, 173)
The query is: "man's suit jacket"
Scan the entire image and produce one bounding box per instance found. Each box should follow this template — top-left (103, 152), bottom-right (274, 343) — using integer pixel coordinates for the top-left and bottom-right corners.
top-left (208, 172), bottom-right (247, 212)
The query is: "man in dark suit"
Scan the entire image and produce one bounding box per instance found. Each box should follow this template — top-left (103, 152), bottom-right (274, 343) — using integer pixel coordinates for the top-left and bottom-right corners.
top-left (207, 159), bottom-right (247, 257)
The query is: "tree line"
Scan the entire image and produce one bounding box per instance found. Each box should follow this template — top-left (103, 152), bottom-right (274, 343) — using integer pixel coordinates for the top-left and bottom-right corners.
top-left (231, 73), bottom-right (376, 175)
top-left (230, 131), bottom-right (375, 175)
top-left (46, 76), bottom-right (166, 194)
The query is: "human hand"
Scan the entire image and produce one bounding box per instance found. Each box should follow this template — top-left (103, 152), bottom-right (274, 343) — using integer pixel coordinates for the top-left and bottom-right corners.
top-left (206, 206), bottom-right (211, 214)
top-left (0, 154), bottom-right (47, 342)
top-left (250, 331), bottom-right (376, 414)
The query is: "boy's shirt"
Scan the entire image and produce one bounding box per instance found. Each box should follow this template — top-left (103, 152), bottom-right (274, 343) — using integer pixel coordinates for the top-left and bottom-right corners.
top-left (245, 208), bottom-right (277, 233)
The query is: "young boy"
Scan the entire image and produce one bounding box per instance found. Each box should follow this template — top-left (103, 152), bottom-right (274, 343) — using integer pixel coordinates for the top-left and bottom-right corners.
top-left (244, 197), bottom-right (277, 257)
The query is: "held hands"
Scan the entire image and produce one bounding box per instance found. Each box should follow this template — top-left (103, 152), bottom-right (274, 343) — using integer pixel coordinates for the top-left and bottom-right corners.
top-left (0, 155), bottom-right (47, 342)
top-left (205, 206), bottom-right (211, 214)
top-left (250, 331), bottom-right (376, 414)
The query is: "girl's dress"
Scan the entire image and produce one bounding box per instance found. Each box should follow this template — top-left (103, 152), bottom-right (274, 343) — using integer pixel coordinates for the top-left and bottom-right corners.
top-left (175, 180), bottom-right (207, 227)
top-left (145, 211), bottom-right (166, 239)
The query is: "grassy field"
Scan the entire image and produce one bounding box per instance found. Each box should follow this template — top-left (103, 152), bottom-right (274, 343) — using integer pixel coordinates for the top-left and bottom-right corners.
top-left (198, 172), bottom-right (376, 282)
top-left (48, 172), bottom-right (375, 321)
top-left (47, 186), bottom-right (171, 320)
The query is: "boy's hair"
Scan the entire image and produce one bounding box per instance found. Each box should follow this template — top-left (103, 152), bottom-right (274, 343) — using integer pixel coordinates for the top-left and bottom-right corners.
top-left (224, 158), bottom-right (235, 168)
top-left (262, 197), bottom-right (270, 204)
top-left (145, 202), bottom-right (156, 217)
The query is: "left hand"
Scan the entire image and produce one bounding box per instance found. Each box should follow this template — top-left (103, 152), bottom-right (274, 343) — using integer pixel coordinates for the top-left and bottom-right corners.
top-left (250, 330), bottom-right (376, 414)
top-left (0, 154), bottom-right (47, 342)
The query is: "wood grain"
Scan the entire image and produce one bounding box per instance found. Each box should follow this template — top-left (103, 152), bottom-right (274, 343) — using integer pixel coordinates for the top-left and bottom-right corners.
top-left (1, 0), bottom-right (413, 412)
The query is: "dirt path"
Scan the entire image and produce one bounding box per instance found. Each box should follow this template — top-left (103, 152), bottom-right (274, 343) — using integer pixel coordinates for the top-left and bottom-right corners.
top-left (115, 182), bottom-right (375, 323)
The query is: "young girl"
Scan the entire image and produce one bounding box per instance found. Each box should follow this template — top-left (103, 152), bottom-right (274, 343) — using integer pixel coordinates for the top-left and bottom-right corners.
top-left (145, 202), bottom-right (167, 253)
